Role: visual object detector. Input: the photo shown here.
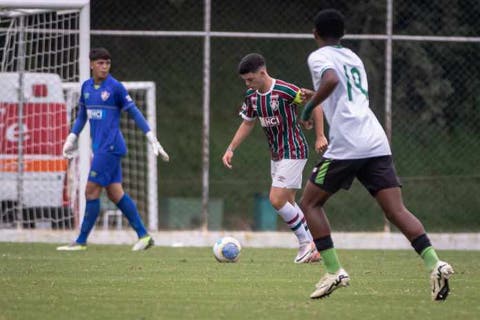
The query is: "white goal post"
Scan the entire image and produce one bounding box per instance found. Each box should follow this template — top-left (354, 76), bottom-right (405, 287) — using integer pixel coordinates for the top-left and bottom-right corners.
top-left (0, 0), bottom-right (91, 230)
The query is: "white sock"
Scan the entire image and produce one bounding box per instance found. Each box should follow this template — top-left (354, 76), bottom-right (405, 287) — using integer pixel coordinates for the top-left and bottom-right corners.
top-left (294, 202), bottom-right (313, 242)
top-left (277, 202), bottom-right (311, 244)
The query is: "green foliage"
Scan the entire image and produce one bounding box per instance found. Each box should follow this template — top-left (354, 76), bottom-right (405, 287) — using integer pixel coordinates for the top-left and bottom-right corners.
top-left (1, 243), bottom-right (479, 320)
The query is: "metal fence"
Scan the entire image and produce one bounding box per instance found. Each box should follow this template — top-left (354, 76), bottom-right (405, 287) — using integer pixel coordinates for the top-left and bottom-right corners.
top-left (87, 0), bottom-right (480, 232)
top-left (5, 0), bottom-right (478, 232)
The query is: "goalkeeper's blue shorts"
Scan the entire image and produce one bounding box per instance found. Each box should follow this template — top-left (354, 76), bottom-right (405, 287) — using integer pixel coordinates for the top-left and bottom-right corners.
top-left (88, 152), bottom-right (123, 186)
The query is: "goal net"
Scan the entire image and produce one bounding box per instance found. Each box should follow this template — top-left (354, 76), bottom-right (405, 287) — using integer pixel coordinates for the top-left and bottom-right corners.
top-left (0, 2), bottom-right (158, 231)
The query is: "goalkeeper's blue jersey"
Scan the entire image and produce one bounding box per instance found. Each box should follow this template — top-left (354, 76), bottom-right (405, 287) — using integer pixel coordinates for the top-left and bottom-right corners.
top-left (75, 74), bottom-right (135, 156)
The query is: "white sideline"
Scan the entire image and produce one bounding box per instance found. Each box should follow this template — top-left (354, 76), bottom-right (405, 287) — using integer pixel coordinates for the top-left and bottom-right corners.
top-left (0, 230), bottom-right (479, 250)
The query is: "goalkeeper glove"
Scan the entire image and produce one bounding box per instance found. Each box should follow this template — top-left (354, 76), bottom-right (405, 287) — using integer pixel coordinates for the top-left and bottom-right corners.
top-left (62, 133), bottom-right (78, 159)
top-left (146, 131), bottom-right (169, 162)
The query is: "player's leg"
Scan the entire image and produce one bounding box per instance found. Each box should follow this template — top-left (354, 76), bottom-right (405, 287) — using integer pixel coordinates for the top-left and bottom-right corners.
top-left (292, 199), bottom-right (321, 263)
top-left (75, 181), bottom-right (103, 244)
top-left (301, 159), bottom-right (355, 298)
top-left (269, 187), bottom-right (316, 263)
top-left (359, 156), bottom-right (454, 300)
top-left (292, 202), bottom-right (313, 242)
top-left (269, 159), bottom-right (317, 262)
top-left (375, 187), bottom-right (453, 300)
top-left (57, 174), bottom-right (103, 251)
top-left (105, 182), bottom-right (153, 250)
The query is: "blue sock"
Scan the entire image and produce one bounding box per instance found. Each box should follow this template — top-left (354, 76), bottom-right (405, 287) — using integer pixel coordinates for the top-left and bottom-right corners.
top-left (76, 198), bottom-right (101, 245)
top-left (117, 193), bottom-right (148, 238)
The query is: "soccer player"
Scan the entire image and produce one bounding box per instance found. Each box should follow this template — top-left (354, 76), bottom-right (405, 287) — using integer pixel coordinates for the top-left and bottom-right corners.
top-left (222, 53), bottom-right (326, 263)
top-left (57, 48), bottom-right (169, 251)
top-left (299, 9), bottom-right (454, 300)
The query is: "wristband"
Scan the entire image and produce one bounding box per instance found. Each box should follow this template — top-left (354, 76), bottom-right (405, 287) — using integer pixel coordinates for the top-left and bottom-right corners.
top-left (301, 100), bottom-right (315, 121)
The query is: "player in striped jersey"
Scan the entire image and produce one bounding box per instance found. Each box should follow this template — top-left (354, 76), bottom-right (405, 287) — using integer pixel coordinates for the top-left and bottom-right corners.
top-left (222, 53), bottom-right (326, 263)
top-left (299, 9), bottom-right (453, 300)
top-left (57, 48), bottom-right (169, 252)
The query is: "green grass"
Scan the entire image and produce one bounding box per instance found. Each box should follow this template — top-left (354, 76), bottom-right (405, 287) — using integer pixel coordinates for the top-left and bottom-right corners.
top-left (0, 243), bottom-right (479, 320)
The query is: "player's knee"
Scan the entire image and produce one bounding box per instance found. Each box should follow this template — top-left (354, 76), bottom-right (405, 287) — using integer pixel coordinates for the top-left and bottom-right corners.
top-left (269, 194), bottom-right (286, 210)
top-left (85, 183), bottom-right (101, 200)
top-left (85, 189), bottom-right (100, 200)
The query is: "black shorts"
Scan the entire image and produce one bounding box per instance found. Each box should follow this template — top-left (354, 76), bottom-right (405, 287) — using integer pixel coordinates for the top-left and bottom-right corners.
top-left (309, 155), bottom-right (402, 196)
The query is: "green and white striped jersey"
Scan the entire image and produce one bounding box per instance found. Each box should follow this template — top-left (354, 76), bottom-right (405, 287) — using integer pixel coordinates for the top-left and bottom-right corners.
top-left (240, 79), bottom-right (309, 161)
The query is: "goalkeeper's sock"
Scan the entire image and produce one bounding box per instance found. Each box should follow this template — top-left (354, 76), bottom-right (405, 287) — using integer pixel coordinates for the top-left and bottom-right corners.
top-left (76, 198), bottom-right (101, 244)
top-left (314, 235), bottom-right (342, 273)
top-left (411, 233), bottom-right (439, 270)
top-left (117, 193), bottom-right (148, 238)
top-left (277, 202), bottom-right (310, 244)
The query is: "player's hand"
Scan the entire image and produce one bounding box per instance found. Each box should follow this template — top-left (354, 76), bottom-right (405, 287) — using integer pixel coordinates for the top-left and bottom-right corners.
top-left (222, 148), bottom-right (234, 169)
top-left (300, 88), bottom-right (315, 103)
top-left (298, 119), bottom-right (313, 130)
top-left (146, 131), bottom-right (169, 162)
top-left (315, 135), bottom-right (328, 154)
top-left (62, 133), bottom-right (78, 159)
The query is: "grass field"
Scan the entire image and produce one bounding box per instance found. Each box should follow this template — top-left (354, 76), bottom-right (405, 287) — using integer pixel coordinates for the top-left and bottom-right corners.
top-left (0, 243), bottom-right (478, 320)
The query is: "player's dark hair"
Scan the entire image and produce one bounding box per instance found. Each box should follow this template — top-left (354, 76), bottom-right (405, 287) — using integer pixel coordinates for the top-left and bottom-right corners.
top-left (314, 9), bottom-right (345, 39)
top-left (89, 47), bottom-right (111, 61)
top-left (238, 53), bottom-right (266, 74)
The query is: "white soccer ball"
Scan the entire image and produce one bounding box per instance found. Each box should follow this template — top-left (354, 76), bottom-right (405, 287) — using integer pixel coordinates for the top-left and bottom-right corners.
top-left (213, 236), bottom-right (242, 262)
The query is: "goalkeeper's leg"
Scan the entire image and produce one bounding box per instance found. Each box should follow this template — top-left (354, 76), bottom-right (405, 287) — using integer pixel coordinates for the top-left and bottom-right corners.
top-left (75, 198), bottom-right (101, 244)
top-left (57, 182), bottom-right (102, 251)
top-left (110, 189), bottom-right (153, 251)
top-left (116, 193), bottom-right (148, 239)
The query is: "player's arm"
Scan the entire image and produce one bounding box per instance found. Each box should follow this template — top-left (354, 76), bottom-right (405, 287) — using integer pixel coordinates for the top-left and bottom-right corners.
top-left (125, 106), bottom-right (170, 162)
top-left (312, 106), bottom-right (328, 154)
top-left (118, 83), bottom-right (169, 162)
top-left (301, 69), bottom-right (339, 121)
top-left (293, 87), bottom-right (320, 130)
top-left (222, 120), bottom-right (255, 169)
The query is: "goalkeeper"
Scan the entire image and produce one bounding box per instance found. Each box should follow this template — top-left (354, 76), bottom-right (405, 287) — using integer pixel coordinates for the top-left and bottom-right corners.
top-left (57, 48), bottom-right (169, 251)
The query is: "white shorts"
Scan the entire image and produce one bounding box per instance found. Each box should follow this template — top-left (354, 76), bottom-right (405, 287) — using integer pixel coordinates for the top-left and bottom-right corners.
top-left (271, 159), bottom-right (308, 189)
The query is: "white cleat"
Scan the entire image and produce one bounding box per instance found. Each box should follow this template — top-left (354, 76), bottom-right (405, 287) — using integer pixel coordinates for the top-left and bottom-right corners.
top-left (295, 242), bottom-right (320, 263)
top-left (430, 261), bottom-right (454, 301)
top-left (310, 268), bottom-right (350, 299)
top-left (56, 243), bottom-right (87, 251)
top-left (132, 235), bottom-right (154, 251)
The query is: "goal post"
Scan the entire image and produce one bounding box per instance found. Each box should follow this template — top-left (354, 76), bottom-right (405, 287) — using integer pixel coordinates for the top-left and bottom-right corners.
top-left (0, 0), bottom-right (91, 229)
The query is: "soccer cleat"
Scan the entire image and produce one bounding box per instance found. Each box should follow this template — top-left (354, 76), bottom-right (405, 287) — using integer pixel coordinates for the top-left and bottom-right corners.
top-left (310, 268), bottom-right (350, 299)
top-left (430, 260), bottom-right (454, 301)
top-left (56, 243), bottom-right (87, 251)
top-left (132, 235), bottom-right (154, 251)
top-left (295, 242), bottom-right (320, 263)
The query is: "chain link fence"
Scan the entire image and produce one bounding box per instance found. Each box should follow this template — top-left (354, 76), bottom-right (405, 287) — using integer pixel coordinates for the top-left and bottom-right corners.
top-left (5, 0), bottom-right (477, 232)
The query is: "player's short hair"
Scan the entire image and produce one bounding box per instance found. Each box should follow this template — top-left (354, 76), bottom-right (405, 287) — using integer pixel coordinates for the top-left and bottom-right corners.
top-left (314, 9), bottom-right (345, 39)
top-left (89, 47), bottom-right (111, 61)
top-left (238, 53), bottom-right (266, 74)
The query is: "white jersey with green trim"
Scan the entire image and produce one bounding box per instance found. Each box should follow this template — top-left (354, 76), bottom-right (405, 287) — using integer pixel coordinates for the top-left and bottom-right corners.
top-left (308, 45), bottom-right (391, 159)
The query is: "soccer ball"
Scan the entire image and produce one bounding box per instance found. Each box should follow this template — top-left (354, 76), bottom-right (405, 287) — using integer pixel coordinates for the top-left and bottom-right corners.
top-left (213, 236), bottom-right (241, 262)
